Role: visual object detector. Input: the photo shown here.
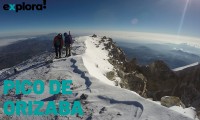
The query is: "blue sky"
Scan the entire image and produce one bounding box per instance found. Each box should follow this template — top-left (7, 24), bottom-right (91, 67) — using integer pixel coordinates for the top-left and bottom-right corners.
top-left (0, 0), bottom-right (200, 37)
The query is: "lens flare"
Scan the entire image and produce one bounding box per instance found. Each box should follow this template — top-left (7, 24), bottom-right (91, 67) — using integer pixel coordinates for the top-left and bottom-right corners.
top-left (177, 0), bottom-right (191, 38)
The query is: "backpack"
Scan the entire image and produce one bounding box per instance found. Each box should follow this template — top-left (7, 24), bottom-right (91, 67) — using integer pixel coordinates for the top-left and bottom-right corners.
top-left (54, 36), bottom-right (62, 46)
top-left (65, 35), bottom-right (72, 45)
top-left (55, 39), bottom-right (61, 46)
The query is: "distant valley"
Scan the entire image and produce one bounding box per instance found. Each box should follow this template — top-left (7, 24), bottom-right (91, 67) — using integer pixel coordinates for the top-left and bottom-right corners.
top-left (116, 40), bottom-right (200, 69)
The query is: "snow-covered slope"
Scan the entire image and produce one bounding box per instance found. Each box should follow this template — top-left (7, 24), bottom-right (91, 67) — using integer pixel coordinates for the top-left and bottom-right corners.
top-left (173, 62), bottom-right (199, 71)
top-left (0, 36), bottom-right (198, 120)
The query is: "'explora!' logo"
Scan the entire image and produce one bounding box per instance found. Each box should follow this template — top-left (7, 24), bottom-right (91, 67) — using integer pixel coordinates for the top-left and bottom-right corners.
top-left (3, 0), bottom-right (46, 12)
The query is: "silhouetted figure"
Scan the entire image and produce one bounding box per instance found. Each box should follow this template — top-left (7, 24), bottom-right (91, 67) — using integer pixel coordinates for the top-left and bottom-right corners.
top-left (53, 33), bottom-right (63, 58)
top-left (64, 31), bottom-right (72, 57)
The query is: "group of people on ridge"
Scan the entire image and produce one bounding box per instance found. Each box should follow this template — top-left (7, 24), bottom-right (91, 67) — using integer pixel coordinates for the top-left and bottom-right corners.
top-left (53, 31), bottom-right (72, 59)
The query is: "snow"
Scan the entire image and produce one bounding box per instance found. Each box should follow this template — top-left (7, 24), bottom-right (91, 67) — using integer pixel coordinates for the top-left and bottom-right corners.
top-left (173, 62), bottom-right (199, 71)
top-left (170, 106), bottom-right (198, 120)
top-left (81, 36), bottom-right (115, 86)
top-left (0, 35), bottom-right (198, 120)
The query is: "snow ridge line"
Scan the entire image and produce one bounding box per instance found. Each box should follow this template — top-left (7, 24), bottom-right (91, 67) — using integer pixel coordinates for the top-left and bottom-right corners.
top-left (70, 58), bottom-right (92, 92)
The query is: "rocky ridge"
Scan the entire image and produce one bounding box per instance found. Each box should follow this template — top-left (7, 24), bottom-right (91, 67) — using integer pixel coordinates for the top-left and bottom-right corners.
top-left (95, 35), bottom-right (200, 119)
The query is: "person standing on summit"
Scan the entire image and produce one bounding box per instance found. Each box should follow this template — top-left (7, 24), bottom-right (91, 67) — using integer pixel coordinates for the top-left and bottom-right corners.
top-left (53, 33), bottom-right (63, 58)
top-left (64, 31), bottom-right (72, 57)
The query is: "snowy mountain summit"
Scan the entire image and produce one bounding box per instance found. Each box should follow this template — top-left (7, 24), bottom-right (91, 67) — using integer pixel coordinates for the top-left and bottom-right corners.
top-left (0, 35), bottom-right (198, 120)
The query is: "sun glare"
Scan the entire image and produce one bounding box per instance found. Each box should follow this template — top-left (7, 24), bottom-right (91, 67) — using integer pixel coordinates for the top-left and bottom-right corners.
top-left (177, 0), bottom-right (191, 38)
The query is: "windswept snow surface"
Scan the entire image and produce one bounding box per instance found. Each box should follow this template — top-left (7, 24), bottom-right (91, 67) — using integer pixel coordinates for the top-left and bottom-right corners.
top-left (81, 36), bottom-right (114, 86)
top-left (173, 62), bottom-right (199, 71)
top-left (169, 106), bottom-right (197, 120)
top-left (0, 36), bottom-right (198, 120)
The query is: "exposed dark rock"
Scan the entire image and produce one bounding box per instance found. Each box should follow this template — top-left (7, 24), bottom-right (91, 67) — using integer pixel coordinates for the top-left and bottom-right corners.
top-left (99, 107), bottom-right (107, 114)
top-left (197, 111), bottom-right (200, 119)
top-left (16, 93), bottom-right (23, 100)
top-left (119, 71), bottom-right (147, 97)
top-left (45, 60), bottom-right (53, 64)
top-left (92, 34), bottom-right (97, 37)
top-left (54, 115), bottom-right (59, 120)
top-left (14, 68), bottom-right (18, 74)
top-left (174, 64), bottom-right (200, 117)
top-left (103, 36), bottom-right (147, 97)
top-left (123, 58), bottom-right (139, 72)
top-left (80, 94), bottom-right (88, 100)
top-left (102, 36), bottom-right (107, 39)
top-left (117, 112), bottom-right (122, 116)
top-left (114, 80), bottom-right (119, 86)
top-left (139, 60), bottom-right (179, 100)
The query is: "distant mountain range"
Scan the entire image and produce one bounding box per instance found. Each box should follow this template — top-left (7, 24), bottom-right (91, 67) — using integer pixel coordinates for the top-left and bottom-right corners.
top-left (116, 41), bottom-right (200, 69)
top-left (0, 36), bottom-right (52, 70)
